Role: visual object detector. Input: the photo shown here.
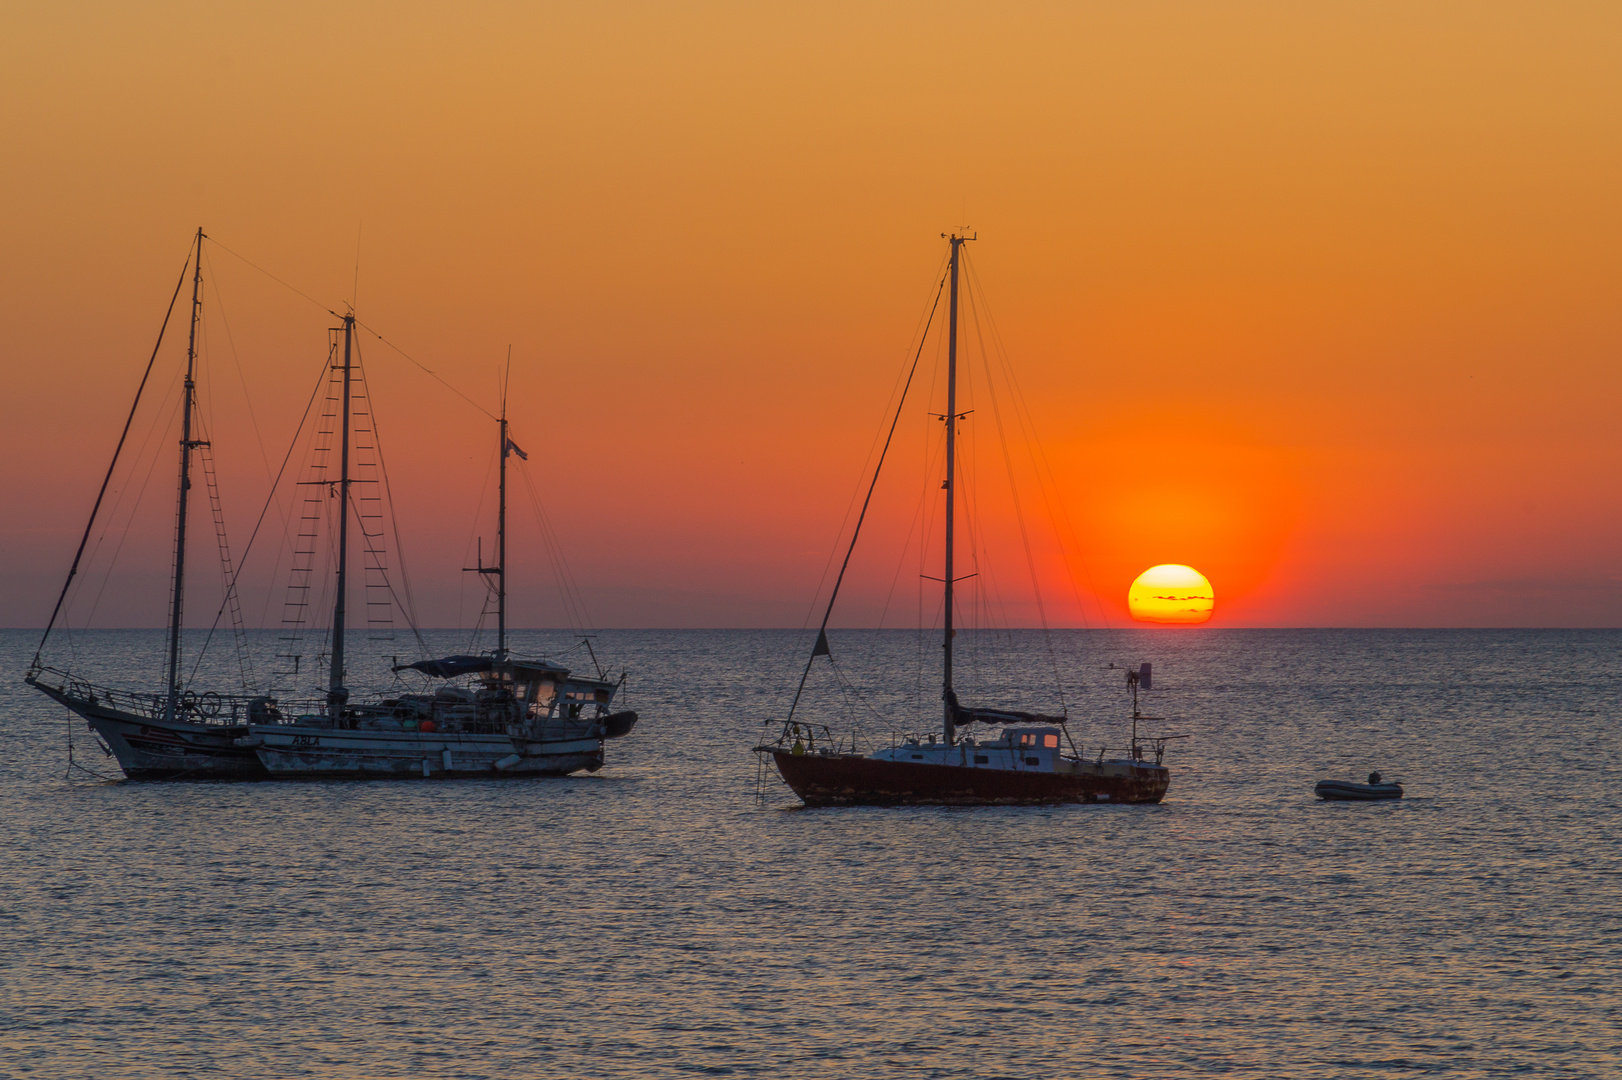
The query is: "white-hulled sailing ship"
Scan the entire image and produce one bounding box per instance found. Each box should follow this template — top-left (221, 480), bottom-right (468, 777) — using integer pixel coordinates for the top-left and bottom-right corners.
top-left (756, 233), bottom-right (1182, 806)
top-left (26, 230), bottom-right (635, 780)
top-left (237, 351), bottom-right (637, 779)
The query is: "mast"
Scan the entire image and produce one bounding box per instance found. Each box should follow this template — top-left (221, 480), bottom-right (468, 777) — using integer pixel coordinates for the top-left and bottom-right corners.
top-left (497, 389), bottom-right (508, 662)
top-left (465, 357), bottom-right (511, 662)
top-left (164, 228), bottom-right (205, 720)
top-left (942, 233), bottom-right (967, 745)
top-left (328, 313), bottom-right (355, 714)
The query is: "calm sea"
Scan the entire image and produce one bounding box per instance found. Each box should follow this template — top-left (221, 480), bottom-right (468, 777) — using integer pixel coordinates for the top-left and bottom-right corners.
top-left (1, 627), bottom-right (1617, 1079)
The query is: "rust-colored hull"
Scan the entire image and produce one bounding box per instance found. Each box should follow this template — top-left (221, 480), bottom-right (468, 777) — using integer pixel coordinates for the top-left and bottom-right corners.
top-left (770, 751), bottom-right (1169, 807)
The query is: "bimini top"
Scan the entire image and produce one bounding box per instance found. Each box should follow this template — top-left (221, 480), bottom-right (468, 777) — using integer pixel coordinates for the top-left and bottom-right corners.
top-left (394, 654), bottom-right (576, 681)
top-left (393, 655), bottom-right (493, 678)
top-left (500, 658), bottom-right (573, 682)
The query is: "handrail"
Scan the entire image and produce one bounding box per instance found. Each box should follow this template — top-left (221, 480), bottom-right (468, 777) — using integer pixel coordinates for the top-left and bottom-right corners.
top-left (25, 666), bottom-right (323, 726)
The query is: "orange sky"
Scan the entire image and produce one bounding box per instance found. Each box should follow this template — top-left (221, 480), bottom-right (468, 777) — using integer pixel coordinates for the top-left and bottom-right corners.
top-left (3, 1), bottom-right (1620, 629)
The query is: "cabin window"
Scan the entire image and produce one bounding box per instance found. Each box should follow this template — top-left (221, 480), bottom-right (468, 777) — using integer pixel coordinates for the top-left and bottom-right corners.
top-left (911, 754), bottom-right (924, 760)
top-left (526, 680), bottom-right (557, 720)
top-left (1026, 756), bottom-right (1040, 766)
top-left (974, 755), bottom-right (989, 764)
top-left (1044, 735), bottom-right (1059, 748)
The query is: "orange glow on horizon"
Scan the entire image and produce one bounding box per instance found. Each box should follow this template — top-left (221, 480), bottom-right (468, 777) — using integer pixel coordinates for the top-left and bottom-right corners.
top-left (2, 5), bottom-right (1620, 629)
top-left (1128, 565), bottom-right (1215, 624)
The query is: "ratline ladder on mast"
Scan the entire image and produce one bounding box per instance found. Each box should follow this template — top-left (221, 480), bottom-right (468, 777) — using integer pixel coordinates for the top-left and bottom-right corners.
top-left (240, 346), bottom-right (641, 779)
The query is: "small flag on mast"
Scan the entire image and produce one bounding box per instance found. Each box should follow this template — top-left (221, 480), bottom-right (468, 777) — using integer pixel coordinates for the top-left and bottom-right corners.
top-left (505, 438), bottom-right (528, 461)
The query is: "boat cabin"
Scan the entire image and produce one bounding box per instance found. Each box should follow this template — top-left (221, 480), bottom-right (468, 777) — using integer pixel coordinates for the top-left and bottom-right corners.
top-left (481, 659), bottom-right (617, 721)
top-left (1004, 727), bottom-right (1062, 752)
top-left (982, 726), bottom-right (1062, 771)
top-left (876, 725), bottom-right (1065, 772)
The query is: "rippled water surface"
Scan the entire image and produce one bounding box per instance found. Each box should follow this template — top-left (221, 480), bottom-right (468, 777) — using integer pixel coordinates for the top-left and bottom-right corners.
top-left (2, 628), bottom-right (1619, 1078)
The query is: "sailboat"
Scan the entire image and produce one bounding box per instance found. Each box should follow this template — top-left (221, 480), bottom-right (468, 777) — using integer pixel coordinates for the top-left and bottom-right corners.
top-left (27, 230), bottom-right (636, 781)
top-left (237, 349), bottom-right (638, 778)
top-left (25, 229), bottom-right (269, 779)
top-left (756, 233), bottom-right (1180, 807)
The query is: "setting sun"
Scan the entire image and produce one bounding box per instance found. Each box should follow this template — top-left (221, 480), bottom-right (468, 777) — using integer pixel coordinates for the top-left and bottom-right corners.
top-left (1128, 565), bottom-right (1215, 625)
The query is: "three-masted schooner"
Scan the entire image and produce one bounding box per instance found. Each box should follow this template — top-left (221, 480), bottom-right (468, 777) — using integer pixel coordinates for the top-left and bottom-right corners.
top-left (26, 230), bottom-right (636, 781)
top-left (756, 234), bottom-right (1180, 806)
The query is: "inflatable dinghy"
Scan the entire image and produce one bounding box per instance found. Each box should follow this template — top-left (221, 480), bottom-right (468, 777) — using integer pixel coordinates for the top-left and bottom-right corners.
top-left (1315, 771), bottom-right (1403, 801)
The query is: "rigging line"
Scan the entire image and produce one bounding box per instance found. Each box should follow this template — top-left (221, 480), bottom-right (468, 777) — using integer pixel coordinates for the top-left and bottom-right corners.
top-left (826, 654), bottom-right (877, 728)
top-left (31, 247), bottom-right (192, 670)
top-left (205, 235), bottom-right (339, 318)
top-left (259, 355), bottom-right (331, 639)
top-left (184, 411), bottom-right (223, 687)
top-left (83, 339), bottom-right (188, 629)
top-left (826, 653), bottom-right (891, 728)
top-left (964, 259), bottom-right (1065, 711)
top-left (516, 460), bottom-right (585, 632)
top-left (190, 354), bottom-right (335, 678)
top-left (968, 256), bottom-right (1107, 629)
top-left (200, 247), bottom-right (277, 484)
top-left (354, 341), bottom-right (430, 656)
top-left (785, 269), bottom-right (948, 723)
top-left (185, 433), bottom-right (253, 692)
top-left (81, 368), bottom-right (187, 629)
top-left (517, 459), bottom-right (595, 634)
top-left (459, 441), bottom-right (499, 646)
top-left (784, 253), bottom-right (955, 679)
top-left (82, 389), bottom-right (185, 632)
top-left (347, 484), bottom-right (428, 659)
top-left (879, 402), bottom-right (947, 637)
top-left (355, 319), bottom-right (498, 421)
top-left (872, 478), bottom-right (931, 632)
top-left (507, 446), bottom-right (598, 636)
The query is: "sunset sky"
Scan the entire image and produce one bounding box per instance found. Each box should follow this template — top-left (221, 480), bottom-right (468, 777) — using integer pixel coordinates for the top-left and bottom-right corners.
top-left (3, 1), bottom-right (1619, 629)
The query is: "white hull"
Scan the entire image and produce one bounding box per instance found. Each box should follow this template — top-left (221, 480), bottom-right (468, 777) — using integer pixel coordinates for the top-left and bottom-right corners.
top-left (245, 724), bottom-right (604, 778)
top-left (27, 674), bottom-right (265, 780)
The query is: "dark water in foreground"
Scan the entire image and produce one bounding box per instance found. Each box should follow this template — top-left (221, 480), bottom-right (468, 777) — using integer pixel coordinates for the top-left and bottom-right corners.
top-left (1, 628), bottom-right (1618, 1079)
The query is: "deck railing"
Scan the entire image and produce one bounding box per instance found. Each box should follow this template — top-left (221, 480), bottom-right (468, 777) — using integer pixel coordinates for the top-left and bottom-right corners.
top-left (26, 666), bottom-right (324, 726)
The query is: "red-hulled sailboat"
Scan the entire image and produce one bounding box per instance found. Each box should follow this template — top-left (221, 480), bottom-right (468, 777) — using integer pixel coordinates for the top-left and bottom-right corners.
top-left (755, 233), bottom-right (1181, 807)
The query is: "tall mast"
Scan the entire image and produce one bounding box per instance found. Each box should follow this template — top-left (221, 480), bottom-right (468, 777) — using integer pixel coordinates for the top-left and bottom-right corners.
top-left (942, 233), bottom-right (966, 745)
top-left (497, 380), bottom-right (508, 662)
top-left (164, 227), bottom-right (205, 719)
top-left (328, 313), bottom-right (355, 714)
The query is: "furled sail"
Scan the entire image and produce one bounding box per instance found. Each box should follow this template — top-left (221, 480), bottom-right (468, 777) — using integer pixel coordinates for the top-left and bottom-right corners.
top-left (945, 690), bottom-right (1065, 727)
